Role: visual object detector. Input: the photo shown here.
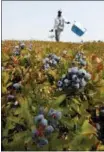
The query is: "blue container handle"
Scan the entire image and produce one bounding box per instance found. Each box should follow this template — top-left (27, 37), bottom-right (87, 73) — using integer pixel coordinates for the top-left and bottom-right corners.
top-left (84, 28), bottom-right (87, 32)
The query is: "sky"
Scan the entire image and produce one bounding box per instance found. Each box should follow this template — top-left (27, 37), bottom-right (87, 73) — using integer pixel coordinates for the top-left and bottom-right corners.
top-left (2, 1), bottom-right (104, 42)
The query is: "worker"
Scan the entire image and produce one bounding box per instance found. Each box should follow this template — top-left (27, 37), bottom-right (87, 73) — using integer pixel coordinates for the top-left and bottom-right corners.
top-left (50, 10), bottom-right (70, 42)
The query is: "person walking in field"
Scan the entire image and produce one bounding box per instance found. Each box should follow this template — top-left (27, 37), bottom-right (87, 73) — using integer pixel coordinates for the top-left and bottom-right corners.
top-left (50, 10), bottom-right (70, 42)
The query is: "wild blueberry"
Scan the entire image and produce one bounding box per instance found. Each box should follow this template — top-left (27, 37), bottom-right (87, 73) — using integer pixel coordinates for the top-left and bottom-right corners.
top-left (43, 58), bottom-right (49, 64)
top-left (52, 60), bottom-right (57, 66)
top-left (70, 67), bottom-right (78, 74)
top-left (78, 69), bottom-right (86, 78)
top-left (57, 80), bottom-right (63, 87)
top-left (20, 42), bottom-right (25, 49)
top-left (44, 125), bottom-right (54, 136)
top-left (54, 111), bottom-right (62, 120)
top-left (72, 75), bottom-right (78, 81)
top-left (84, 72), bottom-right (91, 81)
top-left (64, 79), bottom-right (70, 86)
top-left (79, 59), bottom-right (86, 66)
top-left (32, 129), bottom-right (39, 142)
top-left (39, 119), bottom-right (48, 127)
top-left (34, 114), bottom-right (44, 124)
top-left (64, 79), bottom-right (69, 84)
top-left (7, 95), bottom-right (15, 101)
top-left (37, 138), bottom-right (48, 147)
top-left (13, 83), bottom-right (21, 90)
top-left (72, 82), bottom-right (80, 89)
top-left (44, 64), bottom-right (50, 70)
top-left (49, 119), bottom-right (59, 129)
top-left (48, 109), bottom-right (56, 117)
top-left (80, 78), bottom-right (87, 87)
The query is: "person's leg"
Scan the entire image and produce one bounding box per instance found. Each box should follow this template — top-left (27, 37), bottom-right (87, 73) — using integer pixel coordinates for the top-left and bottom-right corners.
top-left (58, 30), bottom-right (61, 42)
top-left (55, 30), bottom-right (61, 42)
top-left (55, 30), bottom-right (58, 42)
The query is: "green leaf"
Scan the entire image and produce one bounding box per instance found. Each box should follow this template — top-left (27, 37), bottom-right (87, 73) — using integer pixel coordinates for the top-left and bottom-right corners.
top-left (2, 71), bottom-right (9, 84)
top-left (60, 117), bottom-right (74, 130)
top-left (52, 94), bottom-right (66, 108)
top-left (19, 97), bottom-right (34, 129)
top-left (31, 106), bottom-right (36, 113)
top-left (4, 132), bottom-right (29, 151)
top-left (81, 120), bottom-right (96, 135)
top-left (4, 117), bottom-right (15, 131)
top-left (2, 52), bottom-right (10, 62)
top-left (2, 86), bottom-right (7, 94)
top-left (71, 103), bottom-right (81, 114)
top-left (13, 108), bottom-right (21, 116)
top-left (70, 134), bottom-right (95, 150)
top-left (7, 116), bottom-right (24, 125)
top-left (6, 82), bottom-right (13, 88)
top-left (72, 98), bottom-right (81, 105)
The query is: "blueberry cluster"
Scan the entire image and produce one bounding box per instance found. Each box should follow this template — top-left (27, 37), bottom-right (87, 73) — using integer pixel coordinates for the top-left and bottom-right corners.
top-left (13, 42), bottom-right (25, 56)
top-left (57, 66), bottom-right (91, 91)
top-left (43, 53), bottom-right (60, 70)
top-left (75, 51), bottom-right (87, 66)
top-left (32, 108), bottom-right (62, 147)
top-left (6, 70), bottom-right (23, 107)
top-left (13, 46), bottom-right (20, 56)
top-left (19, 41), bottom-right (25, 50)
top-left (13, 82), bottom-right (22, 90)
top-left (6, 41), bottom-right (31, 108)
top-left (7, 77), bottom-right (22, 107)
top-left (7, 81), bottom-right (22, 93)
top-left (7, 93), bottom-right (20, 108)
top-left (48, 109), bottom-right (62, 128)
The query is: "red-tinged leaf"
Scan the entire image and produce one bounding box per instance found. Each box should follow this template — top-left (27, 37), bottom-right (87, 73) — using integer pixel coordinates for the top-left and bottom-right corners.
top-left (97, 63), bottom-right (103, 72)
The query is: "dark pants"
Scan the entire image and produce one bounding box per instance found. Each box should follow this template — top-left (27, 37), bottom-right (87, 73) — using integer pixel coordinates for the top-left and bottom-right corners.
top-left (55, 29), bottom-right (61, 42)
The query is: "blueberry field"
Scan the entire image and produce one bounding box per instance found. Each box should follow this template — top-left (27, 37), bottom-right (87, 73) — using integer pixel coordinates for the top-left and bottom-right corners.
top-left (1, 40), bottom-right (104, 151)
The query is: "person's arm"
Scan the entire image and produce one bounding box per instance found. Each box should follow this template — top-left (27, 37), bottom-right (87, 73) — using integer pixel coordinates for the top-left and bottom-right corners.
top-left (50, 29), bottom-right (54, 32)
top-left (64, 18), bottom-right (71, 24)
top-left (65, 21), bottom-right (71, 24)
top-left (50, 18), bottom-right (57, 32)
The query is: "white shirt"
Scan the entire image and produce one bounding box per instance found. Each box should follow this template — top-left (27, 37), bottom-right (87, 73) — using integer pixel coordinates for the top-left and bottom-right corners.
top-left (54, 16), bottom-right (65, 31)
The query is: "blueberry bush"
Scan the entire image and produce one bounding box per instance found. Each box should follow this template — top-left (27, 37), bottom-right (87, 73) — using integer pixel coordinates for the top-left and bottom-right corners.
top-left (1, 40), bottom-right (104, 151)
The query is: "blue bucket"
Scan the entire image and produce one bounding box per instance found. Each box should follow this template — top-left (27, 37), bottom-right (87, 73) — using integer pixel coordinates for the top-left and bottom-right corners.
top-left (71, 21), bottom-right (87, 37)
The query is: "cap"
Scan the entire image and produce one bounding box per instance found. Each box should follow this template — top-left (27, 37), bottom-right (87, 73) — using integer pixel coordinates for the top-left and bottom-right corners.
top-left (58, 9), bottom-right (62, 13)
